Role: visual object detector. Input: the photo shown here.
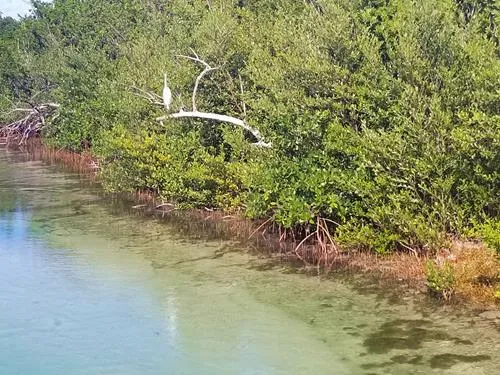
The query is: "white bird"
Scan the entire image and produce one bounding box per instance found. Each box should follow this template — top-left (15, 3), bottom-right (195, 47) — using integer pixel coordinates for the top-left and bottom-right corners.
top-left (163, 73), bottom-right (172, 112)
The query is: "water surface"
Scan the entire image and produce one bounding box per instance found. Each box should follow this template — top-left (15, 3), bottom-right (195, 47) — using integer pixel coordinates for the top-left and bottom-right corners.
top-left (0, 149), bottom-right (498, 374)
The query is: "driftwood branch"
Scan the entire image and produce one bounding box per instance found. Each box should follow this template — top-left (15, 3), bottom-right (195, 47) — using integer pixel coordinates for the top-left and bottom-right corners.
top-left (156, 111), bottom-right (272, 148)
top-left (0, 103), bottom-right (59, 145)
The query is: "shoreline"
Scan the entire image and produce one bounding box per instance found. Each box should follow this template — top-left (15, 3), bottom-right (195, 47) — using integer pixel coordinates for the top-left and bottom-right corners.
top-left (2, 139), bottom-right (499, 312)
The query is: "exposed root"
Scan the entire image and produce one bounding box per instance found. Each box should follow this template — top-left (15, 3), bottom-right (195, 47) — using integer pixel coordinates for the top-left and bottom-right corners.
top-left (248, 217), bottom-right (273, 239)
top-left (294, 217), bottom-right (340, 270)
top-left (18, 139), bottom-right (99, 175)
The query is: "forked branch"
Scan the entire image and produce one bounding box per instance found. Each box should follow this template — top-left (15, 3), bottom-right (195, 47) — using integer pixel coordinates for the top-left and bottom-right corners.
top-left (176, 50), bottom-right (218, 111)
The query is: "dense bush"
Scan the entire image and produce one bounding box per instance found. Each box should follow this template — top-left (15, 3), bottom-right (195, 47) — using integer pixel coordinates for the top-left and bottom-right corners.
top-left (1, 0), bottom-right (498, 253)
top-left (425, 259), bottom-right (456, 300)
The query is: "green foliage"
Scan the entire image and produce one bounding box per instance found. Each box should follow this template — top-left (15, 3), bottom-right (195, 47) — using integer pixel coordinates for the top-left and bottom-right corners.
top-left (468, 219), bottom-right (500, 254)
top-left (94, 123), bottom-right (253, 208)
top-left (425, 260), bottom-right (456, 300)
top-left (0, 0), bottom-right (498, 253)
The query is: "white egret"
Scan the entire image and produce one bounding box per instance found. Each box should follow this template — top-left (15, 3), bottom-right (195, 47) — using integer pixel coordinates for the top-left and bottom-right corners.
top-left (162, 73), bottom-right (172, 111)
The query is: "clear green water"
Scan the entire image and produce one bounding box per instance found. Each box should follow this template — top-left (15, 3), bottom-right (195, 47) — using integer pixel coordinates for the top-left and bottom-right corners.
top-left (0, 149), bottom-right (498, 375)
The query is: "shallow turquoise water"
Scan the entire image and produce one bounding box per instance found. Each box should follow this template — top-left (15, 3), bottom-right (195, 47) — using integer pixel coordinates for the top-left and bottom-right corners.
top-left (0, 149), bottom-right (498, 374)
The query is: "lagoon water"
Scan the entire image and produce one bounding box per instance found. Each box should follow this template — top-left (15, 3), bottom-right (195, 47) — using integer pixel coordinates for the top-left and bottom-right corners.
top-left (0, 149), bottom-right (498, 375)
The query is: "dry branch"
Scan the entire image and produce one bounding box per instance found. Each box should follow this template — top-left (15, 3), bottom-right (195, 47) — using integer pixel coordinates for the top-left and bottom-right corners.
top-left (157, 110), bottom-right (272, 148)
top-left (0, 103), bottom-right (59, 145)
top-left (176, 50), bottom-right (219, 112)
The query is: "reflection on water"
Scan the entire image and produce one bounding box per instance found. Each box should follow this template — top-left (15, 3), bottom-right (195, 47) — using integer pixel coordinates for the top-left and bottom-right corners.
top-left (0, 149), bottom-right (498, 375)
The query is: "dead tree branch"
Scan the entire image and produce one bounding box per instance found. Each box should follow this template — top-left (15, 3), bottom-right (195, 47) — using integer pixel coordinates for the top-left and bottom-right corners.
top-left (176, 50), bottom-right (219, 111)
top-left (156, 111), bottom-right (272, 148)
top-left (238, 73), bottom-right (247, 117)
top-left (0, 103), bottom-right (59, 145)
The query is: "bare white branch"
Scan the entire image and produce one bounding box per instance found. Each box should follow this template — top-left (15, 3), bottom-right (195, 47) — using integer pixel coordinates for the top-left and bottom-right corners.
top-left (156, 111), bottom-right (272, 148)
top-left (238, 73), bottom-right (247, 117)
top-left (176, 53), bottom-right (218, 111)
